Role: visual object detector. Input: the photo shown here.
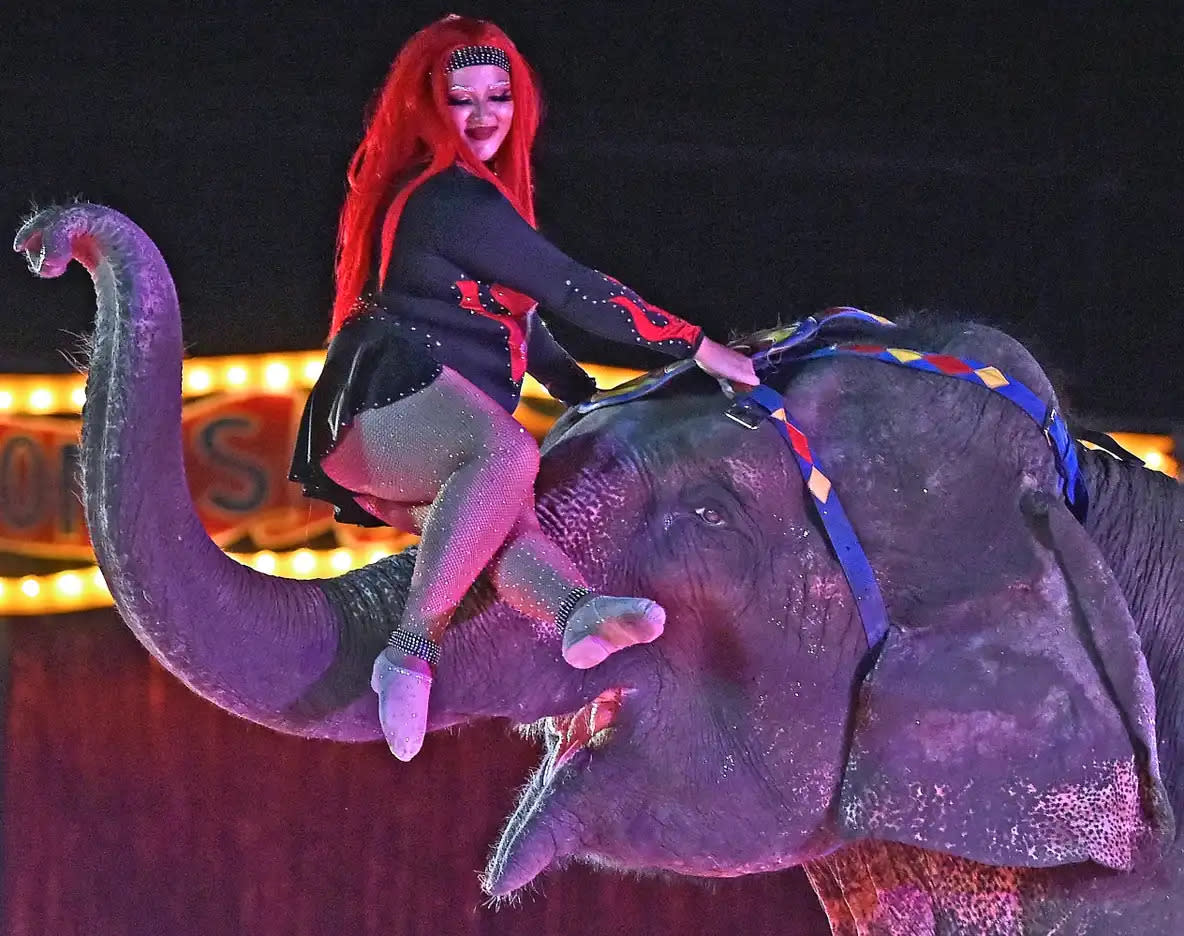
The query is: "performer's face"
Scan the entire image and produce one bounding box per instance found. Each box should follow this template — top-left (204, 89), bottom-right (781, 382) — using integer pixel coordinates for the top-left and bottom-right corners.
top-left (446, 65), bottom-right (514, 163)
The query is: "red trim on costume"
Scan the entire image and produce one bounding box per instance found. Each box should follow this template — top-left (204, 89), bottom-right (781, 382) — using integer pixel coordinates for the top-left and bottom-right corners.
top-left (456, 280), bottom-right (528, 381)
top-left (490, 284), bottom-right (537, 318)
top-left (456, 279), bottom-right (490, 314)
top-left (608, 296), bottom-right (703, 346)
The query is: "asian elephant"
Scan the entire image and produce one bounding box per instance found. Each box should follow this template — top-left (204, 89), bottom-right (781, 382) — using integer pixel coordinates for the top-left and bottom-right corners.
top-left (14, 203), bottom-right (1182, 935)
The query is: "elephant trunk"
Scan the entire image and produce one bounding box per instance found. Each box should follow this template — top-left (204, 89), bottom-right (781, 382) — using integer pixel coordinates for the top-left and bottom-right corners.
top-left (14, 203), bottom-right (597, 741)
top-left (14, 204), bottom-right (389, 738)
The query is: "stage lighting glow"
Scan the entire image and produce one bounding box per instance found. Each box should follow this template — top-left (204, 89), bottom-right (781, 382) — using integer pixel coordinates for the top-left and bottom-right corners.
top-left (302, 358), bottom-right (323, 383)
top-left (291, 549), bottom-right (317, 576)
top-left (0, 353), bottom-right (1172, 615)
top-left (185, 367), bottom-right (213, 392)
top-left (56, 573), bottom-right (82, 596)
top-left (264, 362), bottom-right (291, 390)
top-left (28, 388), bottom-right (54, 412)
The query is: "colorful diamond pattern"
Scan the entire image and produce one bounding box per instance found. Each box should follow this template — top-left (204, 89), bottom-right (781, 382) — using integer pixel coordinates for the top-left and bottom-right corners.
top-left (806, 467), bottom-right (832, 503)
top-left (974, 365), bottom-right (1009, 389)
top-left (785, 423), bottom-right (812, 461)
top-left (924, 354), bottom-right (975, 376)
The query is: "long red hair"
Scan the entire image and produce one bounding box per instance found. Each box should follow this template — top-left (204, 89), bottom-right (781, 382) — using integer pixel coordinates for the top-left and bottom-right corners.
top-left (329, 15), bottom-right (542, 336)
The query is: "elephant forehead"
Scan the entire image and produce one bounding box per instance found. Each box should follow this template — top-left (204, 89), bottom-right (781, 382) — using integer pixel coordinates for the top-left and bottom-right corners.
top-left (535, 458), bottom-right (637, 562)
top-left (545, 394), bottom-right (791, 487)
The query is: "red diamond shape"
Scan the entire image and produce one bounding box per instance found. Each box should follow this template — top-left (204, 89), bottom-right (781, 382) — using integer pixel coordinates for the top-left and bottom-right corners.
top-left (785, 423), bottom-right (812, 462)
top-left (924, 354), bottom-right (974, 375)
top-left (845, 344), bottom-right (885, 354)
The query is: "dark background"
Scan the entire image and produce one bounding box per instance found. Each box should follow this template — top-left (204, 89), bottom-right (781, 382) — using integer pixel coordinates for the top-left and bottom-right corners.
top-left (2, 1), bottom-right (1180, 426)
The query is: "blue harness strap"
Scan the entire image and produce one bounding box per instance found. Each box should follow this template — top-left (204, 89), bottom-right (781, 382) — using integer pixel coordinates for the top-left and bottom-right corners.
top-left (739, 384), bottom-right (891, 649)
top-left (725, 311), bottom-right (1088, 650)
top-left (577, 306), bottom-right (1088, 651)
top-left (795, 343), bottom-right (1089, 522)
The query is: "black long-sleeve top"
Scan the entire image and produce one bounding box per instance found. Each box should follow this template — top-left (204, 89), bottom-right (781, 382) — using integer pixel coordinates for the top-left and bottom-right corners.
top-left (370, 165), bottom-right (704, 412)
top-left (292, 165), bottom-right (705, 525)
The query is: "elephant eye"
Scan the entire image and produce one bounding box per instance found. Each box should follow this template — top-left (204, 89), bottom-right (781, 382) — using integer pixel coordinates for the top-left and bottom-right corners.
top-left (694, 505), bottom-right (726, 527)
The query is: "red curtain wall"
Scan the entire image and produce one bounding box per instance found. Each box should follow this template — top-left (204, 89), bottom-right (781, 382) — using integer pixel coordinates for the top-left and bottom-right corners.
top-left (3, 611), bottom-right (827, 935)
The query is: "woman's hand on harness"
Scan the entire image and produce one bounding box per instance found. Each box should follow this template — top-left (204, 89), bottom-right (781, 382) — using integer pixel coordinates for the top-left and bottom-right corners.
top-left (693, 337), bottom-right (759, 393)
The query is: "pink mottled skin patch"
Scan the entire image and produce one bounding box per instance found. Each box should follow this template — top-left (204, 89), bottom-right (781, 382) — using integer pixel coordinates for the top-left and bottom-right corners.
top-left (808, 843), bottom-right (1033, 936)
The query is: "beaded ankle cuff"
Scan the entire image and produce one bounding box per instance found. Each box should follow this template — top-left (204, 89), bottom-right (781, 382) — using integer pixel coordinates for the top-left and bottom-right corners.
top-left (554, 586), bottom-right (593, 633)
top-left (386, 628), bottom-right (442, 666)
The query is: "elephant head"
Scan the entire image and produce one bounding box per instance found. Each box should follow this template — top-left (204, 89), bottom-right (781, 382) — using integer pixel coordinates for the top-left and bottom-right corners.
top-left (15, 204), bottom-right (1181, 933)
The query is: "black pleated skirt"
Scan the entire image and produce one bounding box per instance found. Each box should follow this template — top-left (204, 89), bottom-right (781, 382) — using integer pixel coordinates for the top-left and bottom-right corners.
top-left (288, 308), bottom-right (443, 527)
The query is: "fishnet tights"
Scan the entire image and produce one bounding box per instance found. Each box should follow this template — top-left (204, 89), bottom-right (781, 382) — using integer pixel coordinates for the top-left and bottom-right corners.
top-left (321, 367), bottom-right (586, 641)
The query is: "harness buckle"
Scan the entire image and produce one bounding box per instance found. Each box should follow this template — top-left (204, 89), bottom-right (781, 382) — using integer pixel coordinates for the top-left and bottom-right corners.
top-left (1041, 406), bottom-right (1067, 457)
top-left (724, 396), bottom-right (768, 430)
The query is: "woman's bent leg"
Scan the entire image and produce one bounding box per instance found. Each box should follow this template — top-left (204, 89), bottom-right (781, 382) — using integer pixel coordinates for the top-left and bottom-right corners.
top-left (322, 368), bottom-right (539, 636)
top-left (322, 369), bottom-right (539, 758)
top-left (321, 367), bottom-right (667, 757)
top-left (491, 504), bottom-right (665, 667)
top-left (489, 505), bottom-right (584, 622)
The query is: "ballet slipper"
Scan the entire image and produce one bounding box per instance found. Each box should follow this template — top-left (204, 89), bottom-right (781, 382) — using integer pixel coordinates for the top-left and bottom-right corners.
top-left (558, 591), bottom-right (667, 669)
top-left (371, 646), bottom-right (434, 761)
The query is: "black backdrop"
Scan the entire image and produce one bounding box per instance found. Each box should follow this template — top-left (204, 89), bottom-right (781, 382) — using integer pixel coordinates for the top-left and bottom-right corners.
top-left (2, 2), bottom-right (1180, 423)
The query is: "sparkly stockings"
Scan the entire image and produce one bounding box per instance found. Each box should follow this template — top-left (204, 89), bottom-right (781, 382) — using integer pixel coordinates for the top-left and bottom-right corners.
top-left (321, 367), bottom-right (585, 639)
top-left (321, 367), bottom-right (665, 759)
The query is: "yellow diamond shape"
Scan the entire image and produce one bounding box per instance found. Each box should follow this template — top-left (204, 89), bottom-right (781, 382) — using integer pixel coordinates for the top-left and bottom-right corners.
top-left (869, 313), bottom-right (895, 325)
top-left (975, 366), bottom-right (1009, 389)
top-left (887, 347), bottom-right (923, 362)
top-left (807, 467), bottom-right (832, 503)
top-left (770, 407), bottom-right (787, 422)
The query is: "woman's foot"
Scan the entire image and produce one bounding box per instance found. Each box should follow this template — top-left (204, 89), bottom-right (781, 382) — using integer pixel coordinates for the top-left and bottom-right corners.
top-left (559, 592), bottom-right (666, 669)
top-left (371, 635), bottom-right (437, 761)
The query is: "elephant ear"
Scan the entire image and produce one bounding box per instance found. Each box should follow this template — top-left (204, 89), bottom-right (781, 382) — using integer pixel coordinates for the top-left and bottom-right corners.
top-left (837, 490), bottom-right (1173, 872)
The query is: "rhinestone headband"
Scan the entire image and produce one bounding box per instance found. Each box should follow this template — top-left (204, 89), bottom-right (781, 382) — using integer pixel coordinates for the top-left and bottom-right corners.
top-left (445, 45), bottom-right (511, 74)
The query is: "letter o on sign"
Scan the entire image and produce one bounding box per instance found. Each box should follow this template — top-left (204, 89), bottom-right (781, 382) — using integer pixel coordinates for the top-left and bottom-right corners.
top-left (1, 436), bottom-right (47, 529)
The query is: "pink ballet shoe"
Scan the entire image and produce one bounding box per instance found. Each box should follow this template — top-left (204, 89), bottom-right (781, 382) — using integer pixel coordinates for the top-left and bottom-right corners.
top-left (371, 641), bottom-right (436, 761)
top-left (558, 591), bottom-right (667, 669)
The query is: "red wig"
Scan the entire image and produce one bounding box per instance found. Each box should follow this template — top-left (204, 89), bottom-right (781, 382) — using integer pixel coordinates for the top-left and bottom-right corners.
top-left (329, 15), bottom-right (542, 336)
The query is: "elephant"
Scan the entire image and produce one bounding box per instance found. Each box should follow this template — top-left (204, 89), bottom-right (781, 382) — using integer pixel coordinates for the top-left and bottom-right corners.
top-left (14, 203), bottom-right (1183, 935)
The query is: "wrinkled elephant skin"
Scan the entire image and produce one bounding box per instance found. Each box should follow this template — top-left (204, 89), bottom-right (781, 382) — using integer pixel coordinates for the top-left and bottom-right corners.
top-left (15, 204), bottom-right (1183, 935)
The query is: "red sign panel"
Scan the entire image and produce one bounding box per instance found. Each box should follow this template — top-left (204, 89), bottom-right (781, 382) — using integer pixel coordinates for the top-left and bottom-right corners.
top-left (0, 393), bottom-right (406, 560)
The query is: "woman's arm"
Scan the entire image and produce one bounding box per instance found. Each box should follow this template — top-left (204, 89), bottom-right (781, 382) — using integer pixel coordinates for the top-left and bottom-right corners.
top-left (429, 171), bottom-right (704, 358)
top-left (526, 313), bottom-right (598, 405)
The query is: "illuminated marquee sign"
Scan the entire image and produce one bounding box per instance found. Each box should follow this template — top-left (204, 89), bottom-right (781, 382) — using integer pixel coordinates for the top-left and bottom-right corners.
top-left (0, 351), bottom-right (1173, 616)
top-left (0, 394), bottom-right (405, 560)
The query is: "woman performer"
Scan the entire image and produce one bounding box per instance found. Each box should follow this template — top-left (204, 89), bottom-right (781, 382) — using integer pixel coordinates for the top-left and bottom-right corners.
top-left (290, 15), bottom-right (757, 761)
